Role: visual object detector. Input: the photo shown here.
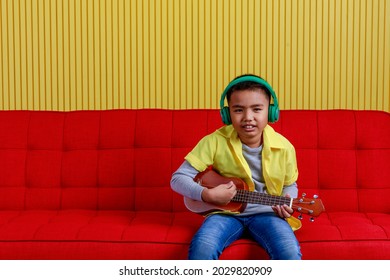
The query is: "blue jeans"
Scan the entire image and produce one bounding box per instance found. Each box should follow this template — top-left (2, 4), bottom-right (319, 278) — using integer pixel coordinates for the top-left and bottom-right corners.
top-left (189, 212), bottom-right (302, 260)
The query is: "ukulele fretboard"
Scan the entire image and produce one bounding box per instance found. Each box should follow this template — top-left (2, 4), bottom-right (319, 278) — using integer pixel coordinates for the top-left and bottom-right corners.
top-left (232, 189), bottom-right (292, 206)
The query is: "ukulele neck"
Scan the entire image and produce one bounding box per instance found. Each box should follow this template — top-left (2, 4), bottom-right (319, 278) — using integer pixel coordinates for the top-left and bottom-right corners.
top-left (231, 189), bottom-right (292, 207)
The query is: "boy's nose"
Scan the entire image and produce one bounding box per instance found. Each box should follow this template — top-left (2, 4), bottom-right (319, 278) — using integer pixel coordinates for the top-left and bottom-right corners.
top-left (243, 110), bottom-right (253, 121)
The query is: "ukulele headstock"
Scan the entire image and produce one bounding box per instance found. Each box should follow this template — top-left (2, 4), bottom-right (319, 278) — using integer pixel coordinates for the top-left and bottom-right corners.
top-left (292, 193), bottom-right (325, 221)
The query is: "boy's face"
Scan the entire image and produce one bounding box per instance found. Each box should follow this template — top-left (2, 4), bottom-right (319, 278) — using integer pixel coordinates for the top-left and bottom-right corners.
top-left (228, 88), bottom-right (269, 148)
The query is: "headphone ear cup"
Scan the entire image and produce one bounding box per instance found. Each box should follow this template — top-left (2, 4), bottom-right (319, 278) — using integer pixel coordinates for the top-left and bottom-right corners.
top-left (268, 104), bottom-right (280, 123)
top-left (220, 106), bottom-right (232, 125)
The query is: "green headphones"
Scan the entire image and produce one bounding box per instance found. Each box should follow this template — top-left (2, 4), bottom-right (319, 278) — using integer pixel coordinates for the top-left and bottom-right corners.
top-left (219, 75), bottom-right (280, 125)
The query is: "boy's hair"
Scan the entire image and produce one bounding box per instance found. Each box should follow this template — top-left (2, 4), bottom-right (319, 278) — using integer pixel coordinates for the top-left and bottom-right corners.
top-left (226, 74), bottom-right (271, 103)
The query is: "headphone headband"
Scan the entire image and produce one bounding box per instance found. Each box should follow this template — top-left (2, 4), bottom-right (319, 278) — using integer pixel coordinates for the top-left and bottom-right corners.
top-left (219, 75), bottom-right (280, 124)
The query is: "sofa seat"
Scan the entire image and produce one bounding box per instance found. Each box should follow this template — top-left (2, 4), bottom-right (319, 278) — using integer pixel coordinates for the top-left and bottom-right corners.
top-left (0, 210), bottom-right (203, 259)
top-left (1, 209), bottom-right (389, 259)
top-left (217, 212), bottom-right (390, 260)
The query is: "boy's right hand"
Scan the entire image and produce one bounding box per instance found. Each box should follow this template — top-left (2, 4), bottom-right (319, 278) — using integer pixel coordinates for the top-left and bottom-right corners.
top-left (201, 181), bottom-right (237, 205)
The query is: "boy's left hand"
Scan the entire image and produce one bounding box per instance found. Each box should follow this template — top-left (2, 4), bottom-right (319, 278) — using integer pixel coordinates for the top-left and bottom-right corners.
top-left (272, 194), bottom-right (294, 219)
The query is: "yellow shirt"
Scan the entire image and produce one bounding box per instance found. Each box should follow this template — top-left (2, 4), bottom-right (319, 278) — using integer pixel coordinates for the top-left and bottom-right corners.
top-left (185, 124), bottom-right (301, 230)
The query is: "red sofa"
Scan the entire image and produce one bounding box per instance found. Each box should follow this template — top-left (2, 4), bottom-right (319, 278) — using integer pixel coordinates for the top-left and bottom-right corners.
top-left (0, 109), bottom-right (389, 259)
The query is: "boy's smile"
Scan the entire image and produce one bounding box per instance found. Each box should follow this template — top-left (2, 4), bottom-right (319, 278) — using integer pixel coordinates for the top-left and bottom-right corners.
top-left (228, 88), bottom-right (270, 148)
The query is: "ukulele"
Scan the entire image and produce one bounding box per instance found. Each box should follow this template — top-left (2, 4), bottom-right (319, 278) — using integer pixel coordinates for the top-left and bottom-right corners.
top-left (184, 168), bottom-right (325, 220)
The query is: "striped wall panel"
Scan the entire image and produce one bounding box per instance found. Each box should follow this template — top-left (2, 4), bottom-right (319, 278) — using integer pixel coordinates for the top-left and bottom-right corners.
top-left (0, 0), bottom-right (389, 111)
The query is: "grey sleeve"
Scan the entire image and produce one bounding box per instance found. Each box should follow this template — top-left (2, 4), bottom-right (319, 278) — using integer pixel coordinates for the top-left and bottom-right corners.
top-left (170, 161), bottom-right (205, 201)
top-left (282, 182), bottom-right (298, 198)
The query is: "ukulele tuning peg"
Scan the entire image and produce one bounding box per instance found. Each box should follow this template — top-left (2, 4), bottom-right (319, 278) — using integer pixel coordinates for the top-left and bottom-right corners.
top-left (302, 193), bottom-right (306, 198)
top-left (313, 194), bottom-right (319, 199)
top-left (310, 217), bottom-right (315, 222)
top-left (298, 214), bottom-right (303, 220)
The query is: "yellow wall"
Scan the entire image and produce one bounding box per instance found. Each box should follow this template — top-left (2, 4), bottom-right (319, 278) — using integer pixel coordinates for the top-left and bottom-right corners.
top-left (0, 0), bottom-right (389, 111)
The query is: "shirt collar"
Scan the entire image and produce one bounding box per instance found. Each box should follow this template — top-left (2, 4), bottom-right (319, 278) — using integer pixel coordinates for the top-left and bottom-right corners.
top-left (216, 124), bottom-right (284, 149)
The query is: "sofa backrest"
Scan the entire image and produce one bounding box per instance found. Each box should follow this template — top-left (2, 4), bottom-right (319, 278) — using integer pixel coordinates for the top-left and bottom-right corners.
top-left (0, 110), bottom-right (389, 213)
top-left (0, 110), bottom-right (221, 212)
top-left (272, 110), bottom-right (390, 214)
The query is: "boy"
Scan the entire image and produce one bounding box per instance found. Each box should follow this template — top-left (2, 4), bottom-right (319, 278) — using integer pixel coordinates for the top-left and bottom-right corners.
top-left (171, 74), bottom-right (302, 260)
